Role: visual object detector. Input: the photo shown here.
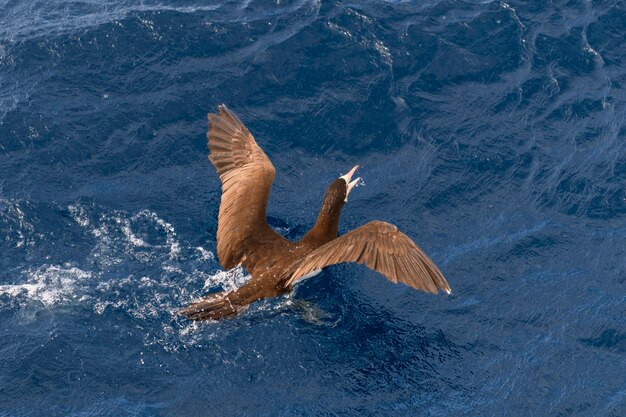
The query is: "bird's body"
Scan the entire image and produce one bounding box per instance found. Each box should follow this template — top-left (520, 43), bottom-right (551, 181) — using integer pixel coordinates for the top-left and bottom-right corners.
top-left (179, 105), bottom-right (451, 320)
top-left (198, 236), bottom-right (328, 317)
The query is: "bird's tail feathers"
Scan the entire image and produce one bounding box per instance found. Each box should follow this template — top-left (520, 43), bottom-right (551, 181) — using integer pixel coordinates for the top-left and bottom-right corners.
top-left (178, 291), bottom-right (248, 321)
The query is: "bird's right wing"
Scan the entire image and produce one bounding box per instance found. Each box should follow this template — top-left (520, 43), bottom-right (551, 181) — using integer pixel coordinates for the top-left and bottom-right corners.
top-left (283, 221), bottom-right (451, 294)
top-left (207, 104), bottom-right (279, 269)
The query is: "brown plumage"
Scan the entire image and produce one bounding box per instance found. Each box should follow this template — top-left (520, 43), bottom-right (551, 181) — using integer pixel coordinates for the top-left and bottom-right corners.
top-left (178, 104), bottom-right (451, 320)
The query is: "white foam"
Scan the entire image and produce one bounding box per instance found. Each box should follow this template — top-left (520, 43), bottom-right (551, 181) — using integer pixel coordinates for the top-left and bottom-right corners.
top-left (0, 265), bottom-right (91, 306)
top-left (195, 246), bottom-right (215, 261)
top-left (121, 221), bottom-right (147, 247)
top-left (203, 266), bottom-right (250, 292)
top-left (133, 209), bottom-right (181, 259)
top-left (68, 204), bottom-right (90, 228)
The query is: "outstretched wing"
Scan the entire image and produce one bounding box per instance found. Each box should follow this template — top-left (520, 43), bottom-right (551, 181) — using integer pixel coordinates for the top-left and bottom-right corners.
top-left (207, 104), bottom-right (278, 269)
top-left (284, 221), bottom-right (451, 294)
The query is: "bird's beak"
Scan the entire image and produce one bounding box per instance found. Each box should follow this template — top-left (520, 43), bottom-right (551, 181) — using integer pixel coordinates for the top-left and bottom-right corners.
top-left (340, 165), bottom-right (361, 202)
top-left (340, 165), bottom-right (359, 184)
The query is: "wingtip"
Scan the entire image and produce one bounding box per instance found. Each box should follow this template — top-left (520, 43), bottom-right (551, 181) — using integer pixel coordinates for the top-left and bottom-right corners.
top-left (208, 104), bottom-right (228, 118)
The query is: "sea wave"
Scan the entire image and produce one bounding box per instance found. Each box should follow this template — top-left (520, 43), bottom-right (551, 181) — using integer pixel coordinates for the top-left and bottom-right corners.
top-left (0, 0), bottom-right (321, 41)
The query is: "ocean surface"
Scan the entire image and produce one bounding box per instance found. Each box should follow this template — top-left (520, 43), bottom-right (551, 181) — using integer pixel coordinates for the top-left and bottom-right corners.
top-left (0, 0), bottom-right (624, 416)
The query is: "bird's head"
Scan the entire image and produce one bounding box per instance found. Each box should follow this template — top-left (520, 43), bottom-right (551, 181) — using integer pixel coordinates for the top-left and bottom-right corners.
top-left (322, 165), bottom-right (361, 211)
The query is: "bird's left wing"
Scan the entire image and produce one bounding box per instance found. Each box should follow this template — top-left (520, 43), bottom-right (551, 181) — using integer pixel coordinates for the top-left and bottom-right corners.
top-left (283, 221), bottom-right (451, 294)
top-left (207, 104), bottom-right (280, 270)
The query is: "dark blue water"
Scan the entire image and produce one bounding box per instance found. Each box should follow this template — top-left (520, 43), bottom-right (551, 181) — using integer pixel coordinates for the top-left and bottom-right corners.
top-left (1, 1), bottom-right (624, 415)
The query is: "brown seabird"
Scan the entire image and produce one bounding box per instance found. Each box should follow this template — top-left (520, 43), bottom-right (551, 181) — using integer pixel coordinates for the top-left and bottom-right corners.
top-left (179, 105), bottom-right (451, 320)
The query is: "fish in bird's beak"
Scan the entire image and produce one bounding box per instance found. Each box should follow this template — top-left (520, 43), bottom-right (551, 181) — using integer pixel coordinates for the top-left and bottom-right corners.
top-left (340, 165), bottom-right (361, 202)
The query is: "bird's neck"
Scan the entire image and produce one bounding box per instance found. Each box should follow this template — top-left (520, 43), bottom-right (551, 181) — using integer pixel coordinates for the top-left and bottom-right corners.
top-left (301, 213), bottom-right (339, 246)
top-left (301, 201), bottom-right (342, 246)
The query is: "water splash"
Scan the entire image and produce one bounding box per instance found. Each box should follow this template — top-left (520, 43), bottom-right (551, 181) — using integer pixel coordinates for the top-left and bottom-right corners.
top-left (0, 264), bottom-right (91, 306)
top-left (0, 201), bottom-right (256, 350)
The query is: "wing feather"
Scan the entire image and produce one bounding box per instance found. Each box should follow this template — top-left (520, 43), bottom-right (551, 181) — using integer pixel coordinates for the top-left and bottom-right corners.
top-left (207, 104), bottom-right (279, 269)
top-left (284, 221), bottom-right (451, 294)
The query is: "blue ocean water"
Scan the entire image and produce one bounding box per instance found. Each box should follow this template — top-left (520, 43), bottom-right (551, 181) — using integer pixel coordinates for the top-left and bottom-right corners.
top-left (0, 0), bottom-right (624, 415)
